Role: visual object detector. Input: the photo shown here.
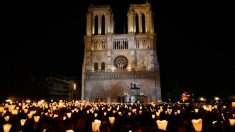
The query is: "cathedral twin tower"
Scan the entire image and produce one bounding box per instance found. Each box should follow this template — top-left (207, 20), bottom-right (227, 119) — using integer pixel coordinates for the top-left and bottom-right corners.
top-left (82, 2), bottom-right (161, 102)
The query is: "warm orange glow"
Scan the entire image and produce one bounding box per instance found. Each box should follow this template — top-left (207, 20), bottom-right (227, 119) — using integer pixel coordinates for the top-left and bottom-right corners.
top-left (3, 124), bottom-right (12, 132)
top-left (229, 119), bottom-right (235, 126)
top-left (109, 117), bottom-right (115, 125)
top-left (20, 119), bottom-right (27, 126)
top-left (92, 119), bottom-right (101, 132)
top-left (192, 119), bottom-right (202, 132)
top-left (156, 120), bottom-right (168, 131)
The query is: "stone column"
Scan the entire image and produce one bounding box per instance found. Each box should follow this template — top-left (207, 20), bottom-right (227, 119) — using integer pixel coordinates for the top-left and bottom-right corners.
top-left (133, 13), bottom-right (136, 33)
top-left (149, 12), bottom-right (153, 34)
top-left (127, 11), bottom-right (133, 33)
top-left (92, 16), bottom-right (95, 35)
top-left (110, 14), bottom-right (114, 33)
top-left (105, 14), bottom-right (109, 34)
top-left (146, 13), bottom-right (149, 33)
top-left (86, 12), bottom-right (92, 36)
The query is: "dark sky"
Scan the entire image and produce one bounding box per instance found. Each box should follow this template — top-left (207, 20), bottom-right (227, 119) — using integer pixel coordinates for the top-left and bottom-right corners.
top-left (1, 0), bottom-right (235, 99)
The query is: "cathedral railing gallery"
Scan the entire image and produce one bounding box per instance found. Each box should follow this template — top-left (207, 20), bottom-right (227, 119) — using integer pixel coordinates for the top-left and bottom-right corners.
top-left (91, 34), bottom-right (153, 51)
top-left (86, 71), bottom-right (156, 80)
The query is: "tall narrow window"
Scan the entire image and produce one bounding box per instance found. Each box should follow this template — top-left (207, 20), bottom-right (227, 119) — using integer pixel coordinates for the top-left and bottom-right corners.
top-left (142, 14), bottom-right (146, 33)
top-left (94, 16), bottom-right (98, 35)
top-left (101, 15), bottom-right (105, 35)
top-left (101, 62), bottom-right (105, 70)
top-left (135, 14), bottom-right (139, 33)
top-left (94, 63), bottom-right (98, 71)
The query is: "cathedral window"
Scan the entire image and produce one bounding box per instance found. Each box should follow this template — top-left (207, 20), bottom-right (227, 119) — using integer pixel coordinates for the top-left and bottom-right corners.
top-left (135, 14), bottom-right (139, 33)
top-left (94, 15), bottom-right (98, 35)
top-left (94, 63), bottom-right (98, 71)
top-left (142, 14), bottom-right (146, 33)
top-left (101, 15), bottom-right (105, 35)
top-left (101, 62), bottom-right (105, 70)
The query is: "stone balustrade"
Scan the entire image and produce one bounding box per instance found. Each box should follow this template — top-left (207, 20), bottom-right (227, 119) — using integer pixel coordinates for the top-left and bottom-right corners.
top-left (86, 71), bottom-right (156, 80)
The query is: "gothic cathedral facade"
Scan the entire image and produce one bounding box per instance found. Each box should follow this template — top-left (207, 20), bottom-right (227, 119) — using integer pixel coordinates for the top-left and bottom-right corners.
top-left (82, 2), bottom-right (161, 102)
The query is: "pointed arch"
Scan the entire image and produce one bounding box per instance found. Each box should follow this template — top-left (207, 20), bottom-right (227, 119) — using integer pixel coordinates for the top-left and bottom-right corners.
top-left (142, 14), bottom-right (146, 33)
top-left (101, 15), bottom-right (105, 35)
top-left (94, 15), bottom-right (98, 35)
top-left (101, 62), bottom-right (105, 70)
top-left (135, 14), bottom-right (139, 33)
top-left (94, 62), bottom-right (98, 71)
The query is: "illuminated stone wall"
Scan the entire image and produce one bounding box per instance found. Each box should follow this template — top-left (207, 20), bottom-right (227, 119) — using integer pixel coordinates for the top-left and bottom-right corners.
top-left (82, 2), bottom-right (161, 102)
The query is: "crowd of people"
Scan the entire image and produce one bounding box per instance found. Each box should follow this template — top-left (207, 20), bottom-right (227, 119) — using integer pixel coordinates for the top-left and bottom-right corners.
top-left (0, 99), bottom-right (234, 132)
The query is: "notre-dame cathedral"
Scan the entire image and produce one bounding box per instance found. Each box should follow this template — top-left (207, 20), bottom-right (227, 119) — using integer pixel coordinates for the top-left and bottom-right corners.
top-left (82, 2), bottom-right (161, 102)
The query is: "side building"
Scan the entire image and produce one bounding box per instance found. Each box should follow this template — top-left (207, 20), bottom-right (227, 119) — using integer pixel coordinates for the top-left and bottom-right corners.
top-left (31, 74), bottom-right (80, 100)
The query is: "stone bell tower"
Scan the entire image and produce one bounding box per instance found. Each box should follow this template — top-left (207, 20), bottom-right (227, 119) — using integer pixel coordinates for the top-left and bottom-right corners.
top-left (82, 2), bottom-right (161, 102)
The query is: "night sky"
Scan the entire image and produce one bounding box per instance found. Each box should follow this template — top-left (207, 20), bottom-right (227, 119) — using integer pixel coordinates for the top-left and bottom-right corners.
top-left (1, 0), bottom-right (234, 99)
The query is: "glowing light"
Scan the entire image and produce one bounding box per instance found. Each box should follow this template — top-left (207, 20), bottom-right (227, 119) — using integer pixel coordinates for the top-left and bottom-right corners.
top-left (156, 120), bottom-right (168, 131)
top-left (192, 119), bottom-right (202, 132)
top-left (214, 97), bottom-right (220, 101)
top-left (74, 83), bottom-right (76, 90)
top-left (92, 119), bottom-right (101, 132)
top-left (26, 100), bottom-right (31, 103)
top-left (3, 124), bottom-right (12, 132)
top-left (4, 116), bottom-right (10, 121)
top-left (232, 102), bottom-right (235, 108)
top-left (20, 119), bottom-right (27, 126)
top-left (6, 99), bottom-right (12, 103)
top-left (199, 97), bottom-right (205, 101)
top-left (229, 119), bottom-right (235, 126)
top-left (34, 116), bottom-right (40, 123)
top-left (109, 117), bottom-right (115, 125)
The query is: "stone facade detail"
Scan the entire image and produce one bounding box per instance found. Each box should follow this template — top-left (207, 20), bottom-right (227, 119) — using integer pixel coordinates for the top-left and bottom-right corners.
top-left (82, 2), bottom-right (161, 102)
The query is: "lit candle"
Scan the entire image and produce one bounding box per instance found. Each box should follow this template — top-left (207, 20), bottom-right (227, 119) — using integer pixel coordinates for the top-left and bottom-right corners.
top-left (67, 112), bottom-right (72, 118)
top-left (27, 113), bottom-right (33, 119)
top-left (3, 124), bottom-right (12, 132)
top-left (156, 111), bottom-right (160, 117)
top-left (92, 119), bottom-right (101, 132)
top-left (194, 108), bottom-right (199, 113)
top-left (53, 114), bottom-right (58, 118)
top-left (0, 106), bottom-right (4, 113)
top-left (34, 116), bottom-right (40, 123)
top-left (4, 116), bottom-right (10, 121)
top-left (167, 109), bottom-right (172, 115)
top-left (94, 113), bottom-right (98, 117)
top-left (128, 112), bottom-right (131, 116)
top-left (174, 112), bottom-right (177, 115)
top-left (192, 119), bottom-right (202, 132)
top-left (156, 120), bottom-right (168, 131)
top-left (229, 119), bottom-right (235, 126)
top-left (12, 109), bottom-right (18, 115)
top-left (109, 117), bottom-right (115, 125)
top-left (20, 119), bottom-right (27, 126)
top-left (152, 114), bottom-right (155, 119)
top-left (214, 105), bottom-right (218, 109)
top-left (104, 112), bottom-right (107, 116)
top-left (232, 102), bottom-right (235, 108)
